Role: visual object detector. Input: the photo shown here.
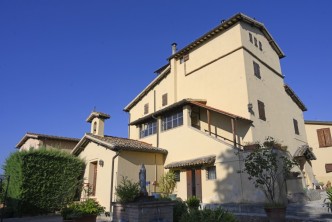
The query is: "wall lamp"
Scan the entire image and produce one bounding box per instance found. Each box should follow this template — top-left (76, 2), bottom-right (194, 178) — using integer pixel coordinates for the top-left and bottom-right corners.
top-left (247, 103), bottom-right (253, 112)
top-left (99, 159), bottom-right (104, 167)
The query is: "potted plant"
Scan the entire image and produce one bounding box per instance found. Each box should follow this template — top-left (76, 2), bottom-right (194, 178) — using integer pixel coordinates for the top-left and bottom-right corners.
top-left (61, 199), bottom-right (105, 222)
top-left (324, 187), bottom-right (332, 212)
top-left (186, 196), bottom-right (200, 211)
top-left (159, 171), bottom-right (177, 200)
top-left (242, 137), bottom-right (296, 222)
top-left (115, 176), bottom-right (140, 203)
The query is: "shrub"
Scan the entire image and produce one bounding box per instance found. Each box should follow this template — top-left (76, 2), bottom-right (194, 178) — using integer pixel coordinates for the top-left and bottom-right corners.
top-left (173, 199), bottom-right (187, 222)
top-left (115, 176), bottom-right (140, 203)
top-left (61, 199), bottom-right (105, 219)
top-left (3, 149), bottom-right (85, 215)
top-left (180, 207), bottom-right (238, 222)
top-left (186, 196), bottom-right (200, 210)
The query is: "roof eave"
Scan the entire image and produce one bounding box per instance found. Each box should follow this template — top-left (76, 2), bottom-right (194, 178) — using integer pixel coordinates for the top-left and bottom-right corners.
top-left (168, 13), bottom-right (285, 61)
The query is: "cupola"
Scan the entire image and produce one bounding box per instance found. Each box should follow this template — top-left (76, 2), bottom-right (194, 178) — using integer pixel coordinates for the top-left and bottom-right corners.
top-left (86, 111), bottom-right (110, 137)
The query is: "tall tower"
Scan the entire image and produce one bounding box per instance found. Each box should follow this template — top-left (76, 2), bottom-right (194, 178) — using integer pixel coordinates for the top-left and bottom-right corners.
top-left (86, 111), bottom-right (110, 137)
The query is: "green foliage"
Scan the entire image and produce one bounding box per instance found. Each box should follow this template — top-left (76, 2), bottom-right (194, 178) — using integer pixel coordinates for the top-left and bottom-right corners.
top-left (3, 149), bottom-right (85, 215)
top-left (179, 207), bottom-right (238, 222)
top-left (243, 137), bottom-right (296, 205)
top-left (173, 200), bottom-right (188, 222)
top-left (159, 171), bottom-right (177, 197)
top-left (186, 196), bottom-right (200, 210)
top-left (324, 187), bottom-right (332, 212)
top-left (115, 176), bottom-right (140, 203)
top-left (61, 199), bottom-right (105, 219)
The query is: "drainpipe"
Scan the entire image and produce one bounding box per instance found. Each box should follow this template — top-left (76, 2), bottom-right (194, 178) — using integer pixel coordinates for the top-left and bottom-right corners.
top-left (110, 151), bottom-right (121, 212)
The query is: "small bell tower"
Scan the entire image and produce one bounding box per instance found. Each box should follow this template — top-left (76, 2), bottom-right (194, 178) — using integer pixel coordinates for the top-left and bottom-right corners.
top-left (86, 111), bottom-right (110, 137)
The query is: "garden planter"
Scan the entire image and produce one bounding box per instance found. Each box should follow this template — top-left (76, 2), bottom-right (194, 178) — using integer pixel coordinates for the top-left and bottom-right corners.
top-left (151, 192), bottom-right (161, 199)
top-left (243, 144), bottom-right (259, 151)
top-left (169, 194), bottom-right (177, 200)
top-left (73, 215), bottom-right (97, 222)
top-left (264, 206), bottom-right (286, 222)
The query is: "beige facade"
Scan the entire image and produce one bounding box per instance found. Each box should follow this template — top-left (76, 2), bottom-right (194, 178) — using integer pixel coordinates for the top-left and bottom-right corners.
top-left (16, 132), bottom-right (79, 152)
top-left (305, 121), bottom-right (332, 185)
top-left (72, 111), bottom-right (167, 211)
top-left (124, 13), bottom-right (313, 204)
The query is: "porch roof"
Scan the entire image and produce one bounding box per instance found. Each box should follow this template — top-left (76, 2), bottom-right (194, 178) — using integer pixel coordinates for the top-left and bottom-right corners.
top-left (293, 145), bottom-right (316, 160)
top-left (165, 155), bottom-right (216, 169)
top-left (129, 98), bottom-right (252, 125)
top-left (72, 133), bottom-right (168, 155)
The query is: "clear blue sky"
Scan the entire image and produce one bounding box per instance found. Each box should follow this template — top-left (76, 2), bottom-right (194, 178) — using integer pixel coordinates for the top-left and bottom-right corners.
top-left (1, 1), bottom-right (331, 172)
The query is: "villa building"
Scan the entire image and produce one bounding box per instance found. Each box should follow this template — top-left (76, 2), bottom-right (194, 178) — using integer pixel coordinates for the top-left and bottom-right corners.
top-left (124, 13), bottom-right (315, 204)
top-left (305, 121), bottom-right (332, 185)
top-left (16, 132), bottom-right (79, 152)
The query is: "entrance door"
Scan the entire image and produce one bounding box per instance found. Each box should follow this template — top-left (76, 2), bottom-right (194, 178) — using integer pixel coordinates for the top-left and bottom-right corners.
top-left (186, 169), bottom-right (202, 201)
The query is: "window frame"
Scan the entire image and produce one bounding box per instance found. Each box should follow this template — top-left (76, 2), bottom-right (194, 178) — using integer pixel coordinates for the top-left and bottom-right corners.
top-left (161, 110), bottom-right (183, 131)
top-left (258, 100), bottom-right (266, 121)
top-left (162, 93), bottom-right (168, 106)
top-left (206, 166), bottom-right (216, 180)
top-left (293, 119), bottom-right (299, 135)
top-left (249, 33), bottom-right (253, 43)
top-left (144, 103), bottom-right (149, 115)
top-left (139, 120), bottom-right (157, 138)
top-left (317, 128), bottom-right (332, 148)
top-left (173, 170), bottom-right (180, 182)
top-left (253, 61), bottom-right (261, 79)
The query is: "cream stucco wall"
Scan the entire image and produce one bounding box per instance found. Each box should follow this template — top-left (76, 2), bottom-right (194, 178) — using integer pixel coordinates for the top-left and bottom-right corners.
top-left (78, 141), bottom-right (165, 211)
top-left (126, 19), bottom-right (309, 204)
top-left (305, 123), bottom-right (332, 184)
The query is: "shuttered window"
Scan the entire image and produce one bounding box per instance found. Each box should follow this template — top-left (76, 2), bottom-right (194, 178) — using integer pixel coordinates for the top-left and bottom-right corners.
top-left (317, 128), bottom-right (332, 147)
top-left (162, 93), bottom-right (168, 106)
top-left (253, 61), bottom-right (261, 79)
top-left (258, 100), bottom-right (266, 121)
top-left (144, 103), bottom-right (149, 115)
top-left (293, 119), bottom-right (299, 135)
top-left (326, 164), bottom-right (332, 173)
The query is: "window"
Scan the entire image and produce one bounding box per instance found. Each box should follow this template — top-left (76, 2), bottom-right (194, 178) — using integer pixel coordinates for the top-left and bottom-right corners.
top-left (325, 163), bottom-right (332, 173)
top-left (259, 41), bottom-right (263, 51)
top-left (293, 119), bottom-right (299, 135)
top-left (173, 170), bottom-right (180, 182)
top-left (140, 120), bottom-right (157, 138)
top-left (258, 100), bottom-right (266, 121)
top-left (206, 166), bottom-right (216, 180)
top-left (317, 128), bottom-right (332, 147)
top-left (162, 110), bottom-right (183, 131)
top-left (253, 61), bottom-right (261, 79)
top-left (162, 93), bottom-right (168, 106)
top-left (249, 33), bottom-right (253, 43)
top-left (144, 103), bottom-right (149, 114)
top-left (254, 37), bottom-right (258, 47)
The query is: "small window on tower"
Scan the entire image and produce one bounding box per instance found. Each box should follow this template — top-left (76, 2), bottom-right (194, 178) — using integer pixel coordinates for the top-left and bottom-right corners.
top-left (249, 33), bottom-right (253, 43)
top-left (253, 61), bottom-right (261, 79)
top-left (93, 121), bottom-right (97, 134)
top-left (258, 100), bottom-right (266, 121)
top-left (259, 41), bottom-right (263, 51)
top-left (144, 103), bottom-right (149, 115)
top-left (162, 93), bottom-right (168, 106)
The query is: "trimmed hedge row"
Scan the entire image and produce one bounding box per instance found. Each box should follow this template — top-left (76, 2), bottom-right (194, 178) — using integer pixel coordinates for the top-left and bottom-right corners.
top-left (3, 148), bottom-right (85, 215)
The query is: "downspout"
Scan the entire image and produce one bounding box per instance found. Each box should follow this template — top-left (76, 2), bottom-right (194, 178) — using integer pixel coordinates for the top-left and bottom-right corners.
top-left (110, 151), bottom-right (121, 212)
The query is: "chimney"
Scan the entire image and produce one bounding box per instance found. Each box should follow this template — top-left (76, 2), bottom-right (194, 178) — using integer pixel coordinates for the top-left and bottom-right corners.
top-left (172, 42), bottom-right (177, 55)
top-left (86, 111), bottom-right (110, 137)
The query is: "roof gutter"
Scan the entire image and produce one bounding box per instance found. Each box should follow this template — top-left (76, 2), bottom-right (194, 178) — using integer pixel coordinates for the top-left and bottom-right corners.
top-left (110, 151), bottom-right (121, 212)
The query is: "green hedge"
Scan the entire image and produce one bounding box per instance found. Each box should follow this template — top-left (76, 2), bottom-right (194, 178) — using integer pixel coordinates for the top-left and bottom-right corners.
top-left (3, 148), bottom-right (85, 215)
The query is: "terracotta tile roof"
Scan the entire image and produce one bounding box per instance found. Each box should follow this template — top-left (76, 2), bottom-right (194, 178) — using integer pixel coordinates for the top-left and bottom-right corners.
top-left (129, 98), bottom-right (251, 126)
top-left (16, 132), bottom-right (80, 148)
top-left (72, 133), bottom-right (168, 155)
top-left (165, 155), bottom-right (216, 169)
top-left (86, 111), bottom-right (111, 122)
